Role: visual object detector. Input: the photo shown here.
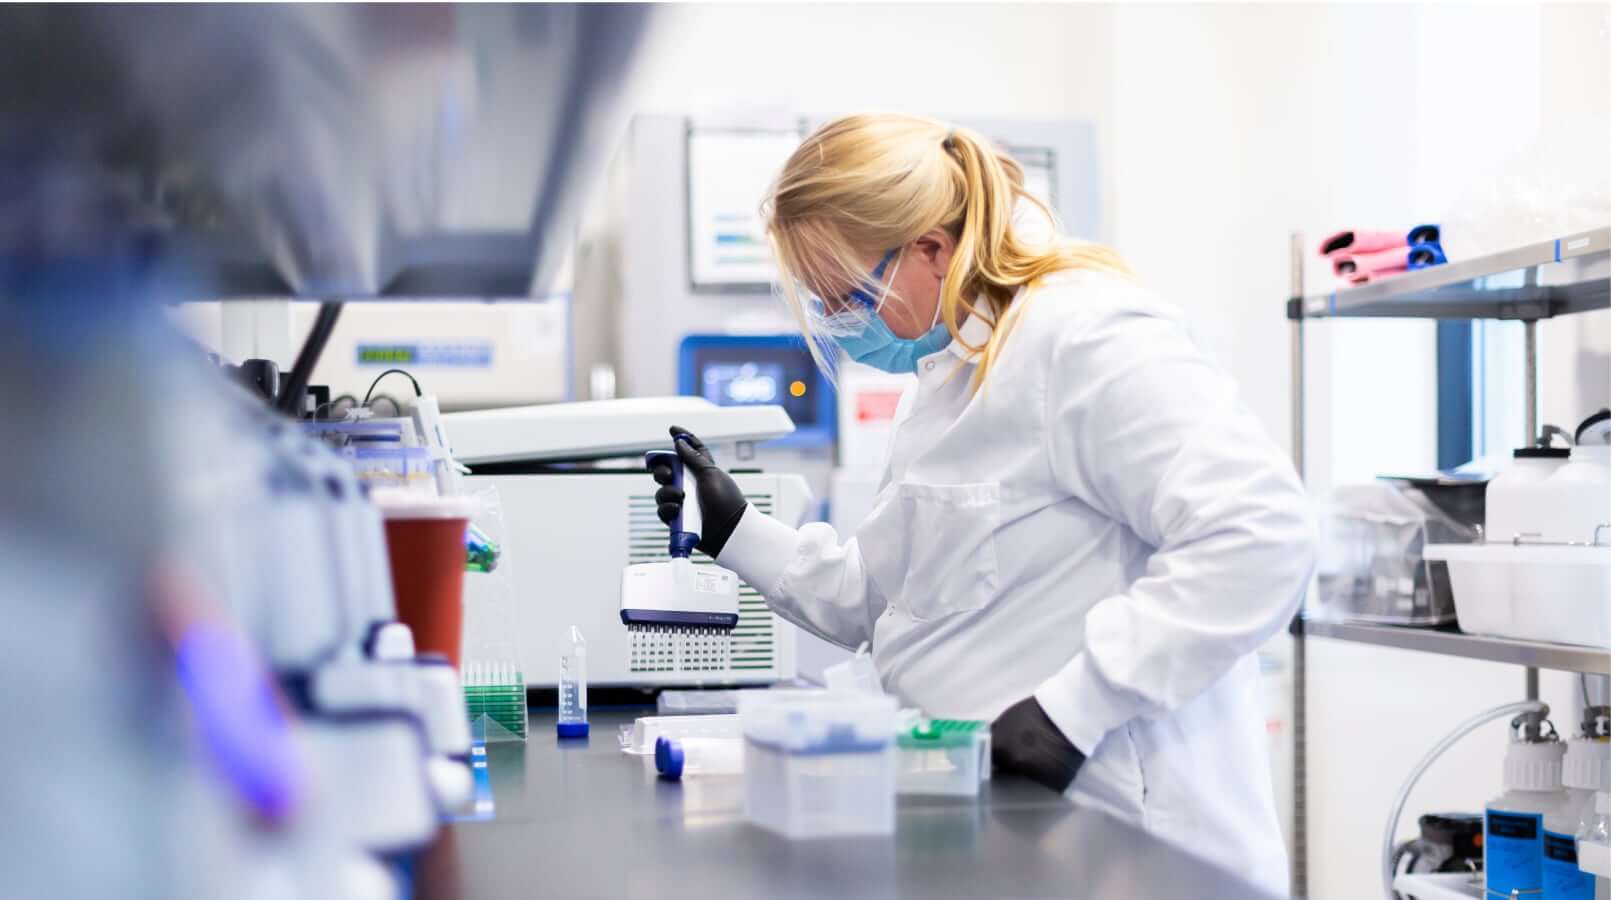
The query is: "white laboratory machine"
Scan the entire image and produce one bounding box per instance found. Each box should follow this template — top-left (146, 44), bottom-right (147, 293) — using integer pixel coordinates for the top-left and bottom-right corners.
top-left (289, 298), bottom-right (573, 411)
top-left (449, 398), bottom-right (814, 689)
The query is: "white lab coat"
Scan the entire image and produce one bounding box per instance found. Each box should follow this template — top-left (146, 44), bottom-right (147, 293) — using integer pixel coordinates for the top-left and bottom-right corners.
top-left (718, 267), bottom-right (1316, 893)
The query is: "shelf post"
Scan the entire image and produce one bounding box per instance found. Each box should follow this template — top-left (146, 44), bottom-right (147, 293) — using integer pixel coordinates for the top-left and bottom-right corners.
top-left (1288, 231), bottom-right (1309, 900)
top-left (1523, 313), bottom-right (1539, 702)
top-left (1291, 233), bottom-right (1306, 480)
top-left (1524, 317), bottom-right (1538, 446)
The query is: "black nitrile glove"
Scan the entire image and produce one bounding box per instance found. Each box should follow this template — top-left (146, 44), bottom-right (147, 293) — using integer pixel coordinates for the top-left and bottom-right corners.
top-left (650, 426), bottom-right (748, 558)
top-left (991, 696), bottom-right (1087, 794)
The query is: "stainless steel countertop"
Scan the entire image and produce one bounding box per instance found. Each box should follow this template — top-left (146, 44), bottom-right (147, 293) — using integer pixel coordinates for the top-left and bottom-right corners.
top-left (412, 708), bottom-right (1282, 899)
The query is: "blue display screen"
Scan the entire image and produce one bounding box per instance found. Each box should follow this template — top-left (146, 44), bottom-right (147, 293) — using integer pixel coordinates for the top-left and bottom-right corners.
top-left (690, 347), bottom-right (821, 429)
top-left (680, 337), bottom-right (831, 445)
top-left (702, 362), bottom-right (786, 406)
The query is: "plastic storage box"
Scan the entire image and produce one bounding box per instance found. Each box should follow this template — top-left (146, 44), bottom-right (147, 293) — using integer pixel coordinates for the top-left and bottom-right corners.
top-left (656, 689), bottom-right (744, 716)
top-left (1424, 543), bottom-right (1611, 648)
top-left (896, 719), bottom-right (991, 797)
top-left (620, 713), bottom-right (740, 755)
top-left (739, 691), bottom-right (898, 838)
top-left (1313, 483), bottom-right (1478, 625)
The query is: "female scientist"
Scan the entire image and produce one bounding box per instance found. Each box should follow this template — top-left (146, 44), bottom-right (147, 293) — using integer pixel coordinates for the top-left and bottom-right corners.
top-left (655, 113), bottom-right (1316, 891)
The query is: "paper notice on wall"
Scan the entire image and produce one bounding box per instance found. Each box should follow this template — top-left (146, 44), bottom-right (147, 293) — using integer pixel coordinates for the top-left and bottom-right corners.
top-left (1004, 144), bottom-right (1057, 212)
top-left (687, 128), bottom-right (802, 289)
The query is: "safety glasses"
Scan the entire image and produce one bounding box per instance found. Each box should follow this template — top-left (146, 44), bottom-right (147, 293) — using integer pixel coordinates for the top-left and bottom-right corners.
top-left (842, 249), bottom-right (900, 311)
top-left (796, 248), bottom-right (901, 339)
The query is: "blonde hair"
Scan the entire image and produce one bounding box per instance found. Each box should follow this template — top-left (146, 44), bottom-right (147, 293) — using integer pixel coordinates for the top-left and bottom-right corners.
top-left (765, 113), bottom-right (1130, 391)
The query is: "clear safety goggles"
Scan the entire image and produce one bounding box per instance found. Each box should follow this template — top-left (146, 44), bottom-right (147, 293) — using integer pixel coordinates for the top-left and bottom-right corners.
top-left (798, 249), bottom-right (901, 338)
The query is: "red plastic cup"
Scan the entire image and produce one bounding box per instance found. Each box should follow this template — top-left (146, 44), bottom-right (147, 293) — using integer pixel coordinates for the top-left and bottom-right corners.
top-left (372, 491), bottom-right (476, 669)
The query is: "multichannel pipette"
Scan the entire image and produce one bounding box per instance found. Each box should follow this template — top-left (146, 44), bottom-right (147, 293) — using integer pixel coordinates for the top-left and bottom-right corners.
top-left (619, 443), bottom-right (741, 641)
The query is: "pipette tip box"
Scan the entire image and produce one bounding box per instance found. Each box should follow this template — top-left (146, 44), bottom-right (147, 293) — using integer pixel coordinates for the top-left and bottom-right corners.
top-left (739, 691), bottom-right (898, 838)
top-left (896, 719), bottom-right (991, 797)
top-left (463, 662), bottom-right (528, 741)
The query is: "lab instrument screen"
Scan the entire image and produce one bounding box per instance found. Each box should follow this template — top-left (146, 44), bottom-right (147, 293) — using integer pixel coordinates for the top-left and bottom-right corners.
top-left (687, 344), bottom-right (822, 432)
top-left (703, 362), bottom-right (786, 406)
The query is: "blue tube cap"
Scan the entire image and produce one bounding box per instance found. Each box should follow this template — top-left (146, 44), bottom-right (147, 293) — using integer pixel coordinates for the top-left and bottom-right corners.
top-left (556, 721), bottom-right (590, 739)
top-left (1407, 224), bottom-right (1441, 246)
top-left (1407, 243), bottom-right (1447, 270)
top-left (655, 736), bottom-right (684, 780)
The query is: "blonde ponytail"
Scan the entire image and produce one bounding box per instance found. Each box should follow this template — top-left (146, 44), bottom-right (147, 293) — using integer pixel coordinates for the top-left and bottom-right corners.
top-left (766, 113), bottom-right (1130, 390)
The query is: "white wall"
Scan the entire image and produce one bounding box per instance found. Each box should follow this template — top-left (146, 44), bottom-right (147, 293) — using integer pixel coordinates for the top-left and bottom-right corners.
top-left (626, 5), bottom-right (1115, 131)
top-left (621, 3), bottom-right (1120, 237)
top-left (1535, 3), bottom-right (1611, 436)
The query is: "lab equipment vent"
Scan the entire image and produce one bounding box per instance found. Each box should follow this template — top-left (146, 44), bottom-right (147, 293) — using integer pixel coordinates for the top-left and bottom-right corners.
top-left (626, 492), bottom-right (777, 675)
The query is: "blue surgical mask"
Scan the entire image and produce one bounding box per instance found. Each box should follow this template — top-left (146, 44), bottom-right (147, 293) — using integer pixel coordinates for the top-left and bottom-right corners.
top-left (832, 249), bottom-right (952, 374)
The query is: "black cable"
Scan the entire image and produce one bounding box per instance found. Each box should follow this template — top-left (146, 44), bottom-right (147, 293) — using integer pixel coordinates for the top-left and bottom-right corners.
top-left (276, 302), bottom-right (343, 416)
top-left (362, 368), bottom-right (422, 408)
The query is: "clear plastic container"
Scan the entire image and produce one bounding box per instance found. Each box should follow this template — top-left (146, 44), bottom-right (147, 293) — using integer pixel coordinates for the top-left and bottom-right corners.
top-left (463, 662), bottom-right (528, 741)
top-left (557, 626), bottom-right (587, 739)
top-left (1565, 741), bottom-right (1611, 896)
top-left (739, 691), bottom-right (898, 838)
top-left (656, 689), bottom-right (742, 716)
top-left (1515, 546), bottom-right (1611, 647)
top-left (620, 714), bottom-right (741, 755)
top-left (302, 419), bottom-right (410, 452)
top-left (1424, 544), bottom-right (1611, 648)
top-left (896, 719), bottom-right (991, 797)
top-left (1314, 483), bottom-right (1477, 625)
top-left (351, 447), bottom-right (436, 490)
top-left (655, 736), bottom-right (744, 779)
top-left (1576, 791), bottom-right (1611, 887)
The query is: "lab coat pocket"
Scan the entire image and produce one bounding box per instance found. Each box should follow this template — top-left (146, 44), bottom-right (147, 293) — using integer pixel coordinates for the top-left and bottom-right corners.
top-left (859, 481), bottom-right (1001, 622)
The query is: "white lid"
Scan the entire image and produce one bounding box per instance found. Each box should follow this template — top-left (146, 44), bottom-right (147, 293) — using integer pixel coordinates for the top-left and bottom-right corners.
top-left (1505, 739), bottom-right (1566, 791)
top-left (1564, 739), bottom-right (1611, 791)
top-left (369, 488), bottom-right (477, 520)
top-left (442, 397), bottom-right (795, 464)
top-left (738, 689), bottom-right (898, 754)
top-left (369, 623), bottom-right (415, 661)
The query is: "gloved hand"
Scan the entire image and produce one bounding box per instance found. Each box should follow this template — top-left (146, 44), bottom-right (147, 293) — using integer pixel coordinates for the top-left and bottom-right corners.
top-left (651, 426), bottom-right (748, 558)
top-left (991, 696), bottom-right (1087, 794)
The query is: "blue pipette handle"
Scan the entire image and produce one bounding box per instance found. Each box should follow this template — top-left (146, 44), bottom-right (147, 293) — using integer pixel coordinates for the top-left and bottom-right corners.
top-left (645, 446), bottom-right (698, 559)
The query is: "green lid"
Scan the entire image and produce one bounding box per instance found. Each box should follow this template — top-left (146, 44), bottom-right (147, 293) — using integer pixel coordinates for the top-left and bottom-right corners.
top-left (898, 719), bottom-right (985, 749)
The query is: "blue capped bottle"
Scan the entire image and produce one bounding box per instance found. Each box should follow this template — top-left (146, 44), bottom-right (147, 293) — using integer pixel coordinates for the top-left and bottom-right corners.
top-left (1487, 713), bottom-right (1568, 900)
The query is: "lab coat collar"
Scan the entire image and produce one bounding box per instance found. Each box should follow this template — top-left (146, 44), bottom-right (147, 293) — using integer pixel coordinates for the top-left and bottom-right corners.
top-left (944, 281), bottom-right (1035, 362)
top-left (943, 311), bottom-right (995, 362)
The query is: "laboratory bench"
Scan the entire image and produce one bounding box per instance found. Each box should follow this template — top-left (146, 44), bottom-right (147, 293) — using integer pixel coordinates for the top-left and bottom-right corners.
top-left (411, 708), bottom-right (1280, 900)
